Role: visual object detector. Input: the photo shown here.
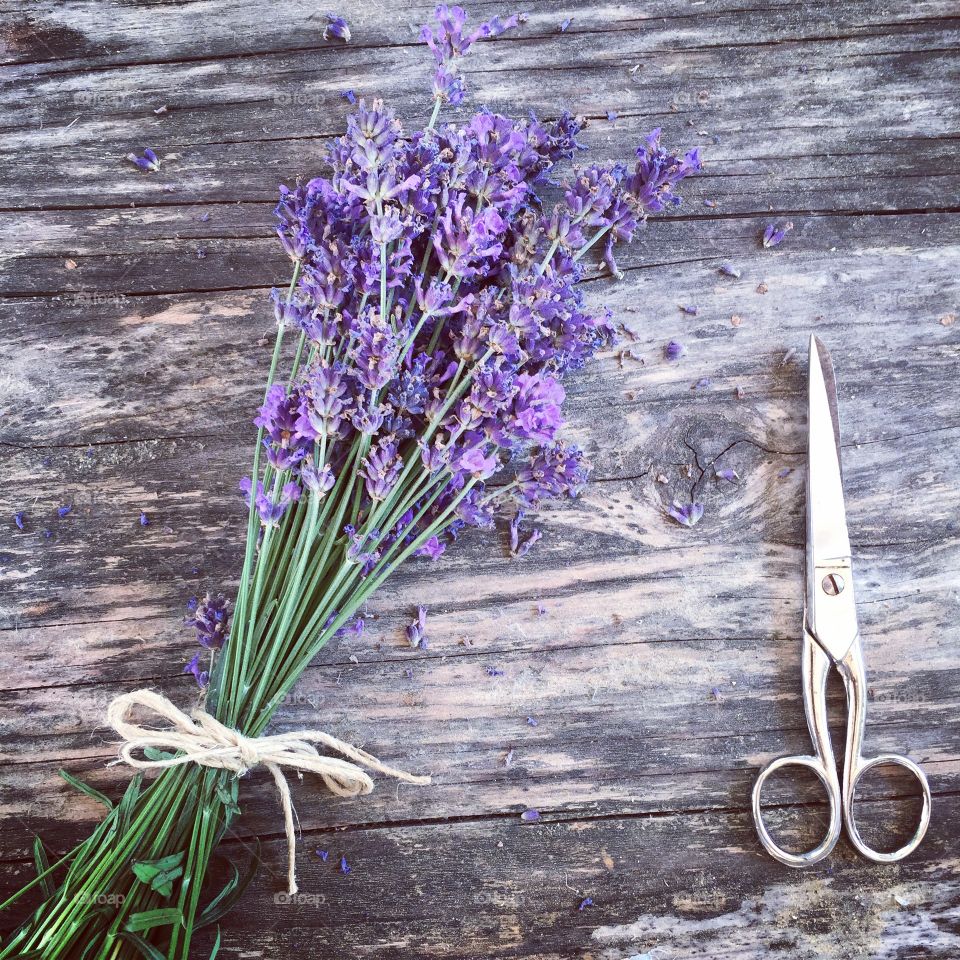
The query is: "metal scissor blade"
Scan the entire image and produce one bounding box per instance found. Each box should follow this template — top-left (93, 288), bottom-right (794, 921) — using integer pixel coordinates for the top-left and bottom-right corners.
top-left (805, 335), bottom-right (859, 661)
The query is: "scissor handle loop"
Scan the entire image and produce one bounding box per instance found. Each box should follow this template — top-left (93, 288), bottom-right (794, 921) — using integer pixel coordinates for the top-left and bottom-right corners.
top-left (752, 754), bottom-right (842, 868)
top-left (844, 753), bottom-right (932, 863)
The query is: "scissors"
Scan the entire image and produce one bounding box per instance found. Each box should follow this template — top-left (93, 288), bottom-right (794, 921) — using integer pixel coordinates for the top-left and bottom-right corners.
top-left (752, 336), bottom-right (932, 867)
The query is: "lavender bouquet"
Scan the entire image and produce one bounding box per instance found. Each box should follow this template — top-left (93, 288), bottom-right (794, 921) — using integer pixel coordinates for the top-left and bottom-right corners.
top-left (1, 7), bottom-right (698, 957)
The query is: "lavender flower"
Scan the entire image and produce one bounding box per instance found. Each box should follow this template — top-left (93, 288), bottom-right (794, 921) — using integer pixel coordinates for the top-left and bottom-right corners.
top-left (184, 653), bottom-right (209, 688)
top-left (185, 593), bottom-right (231, 650)
top-left (361, 436), bottom-right (403, 501)
top-left (240, 478), bottom-right (301, 525)
top-left (421, 4), bottom-right (522, 105)
top-left (57, 504), bottom-right (72, 518)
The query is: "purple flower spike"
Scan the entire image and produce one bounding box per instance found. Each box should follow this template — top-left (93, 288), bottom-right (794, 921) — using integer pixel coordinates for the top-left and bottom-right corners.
top-left (323, 13), bottom-right (351, 42)
top-left (762, 221), bottom-right (794, 248)
top-left (240, 477), bottom-right (301, 526)
top-left (664, 339), bottom-right (685, 361)
top-left (126, 148), bottom-right (160, 173)
top-left (185, 592), bottom-right (232, 650)
top-left (421, 4), bottom-right (522, 104)
top-left (668, 501), bottom-right (704, 528)
top-left (521, 809), bottom-right (540, 822)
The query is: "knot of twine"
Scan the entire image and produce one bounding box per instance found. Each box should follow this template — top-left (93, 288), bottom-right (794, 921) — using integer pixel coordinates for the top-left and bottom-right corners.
top-left (107, 689), bottom-right (430, 894)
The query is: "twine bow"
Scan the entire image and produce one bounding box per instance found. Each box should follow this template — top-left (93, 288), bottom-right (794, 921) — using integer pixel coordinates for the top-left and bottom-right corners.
top-left (107, 689), bottom-right (430, 894)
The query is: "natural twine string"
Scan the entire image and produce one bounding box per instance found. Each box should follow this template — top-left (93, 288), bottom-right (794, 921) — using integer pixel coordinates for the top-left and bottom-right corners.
top-left (106, 689), bottom-right (431, 894)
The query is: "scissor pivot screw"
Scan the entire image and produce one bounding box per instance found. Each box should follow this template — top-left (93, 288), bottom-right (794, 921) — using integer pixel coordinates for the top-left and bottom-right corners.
top-left (822, 573), bottom-right (845, 596)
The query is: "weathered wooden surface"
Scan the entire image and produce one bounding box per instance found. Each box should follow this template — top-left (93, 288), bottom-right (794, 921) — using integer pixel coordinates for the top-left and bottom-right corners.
top-left (1, 0), bottom-right (959, 957)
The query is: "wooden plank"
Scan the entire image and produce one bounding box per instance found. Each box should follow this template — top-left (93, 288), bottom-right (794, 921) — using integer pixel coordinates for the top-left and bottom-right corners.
top-left (3, 794), bottom-right (958, 957)
top-left (4, 0), bottom-right (957, 73)
top-left (1, 9), bottom-right (958, 211)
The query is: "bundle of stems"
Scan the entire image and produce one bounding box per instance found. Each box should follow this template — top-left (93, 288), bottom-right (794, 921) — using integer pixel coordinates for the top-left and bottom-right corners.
top-left (0, 5), bottom-right (699, 957)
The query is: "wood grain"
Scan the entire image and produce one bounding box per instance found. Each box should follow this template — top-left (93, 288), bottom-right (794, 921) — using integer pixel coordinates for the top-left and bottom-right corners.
top-left (1, 0), bottom-right (958, 956)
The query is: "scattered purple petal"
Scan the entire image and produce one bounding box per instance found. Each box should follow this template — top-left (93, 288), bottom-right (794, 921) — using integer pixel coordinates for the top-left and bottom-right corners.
top-left (667, 501), bottom-right (704, 528)
top-left (777, 467), bottom-right (793, 479)
top-left (198, 212), bottom-right (211, 223)
top-left (485, 665), bottom-right (505, 677)
top-left (679, 304), bottom-right (698, 316)
top-left (711, 686), bottom-right (723, 700)
top-left (323, 13), bottom-right (351, 42)
top-left (521, 809), bottom-right (540, 822)
top-left (126, 147), bottom-right (160, 173)
top-left (139, 511), bottom-right (150, 526)
top-left (691, 377), bottom-right (712, 390)
top-left (316, 849), bottom-right (329, 861)
top-left (339, 855), bottom-right (351, 874)
top-left (536, 603), bottom-right (547, 617)
top-left (762, 221), bottom-right (794, 248)
top-left (719, 263), bottom-right (741, 279)
top-left (664, 339), bottom-right (685, 361)
top-left (58, 504), bottom-right (72, 518)
top-left (715, 468), bottom-right (739, 482)
top-left (578, 897), bottom-right (594, 911)
top-left (196, 248), bottom-right (206, 259)
top-left (703, 199), bottom-right (717, 208)
top-left (526, 716), bottom-right (538, 727)
top-left (13, 512), bottom-right (25, 531)
top-left (559, 17), bottom-right (573, 32)
top-left (406, 605), bottom-right (429, 648)
top-left (606, 110), bottom-right (618, 122)
top-left (342, 89), bottom-right (357, 105)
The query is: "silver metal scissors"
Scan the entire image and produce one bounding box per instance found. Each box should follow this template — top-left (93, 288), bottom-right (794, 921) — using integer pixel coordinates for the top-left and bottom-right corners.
top-left (752, 336), bottom-right (932, 867)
